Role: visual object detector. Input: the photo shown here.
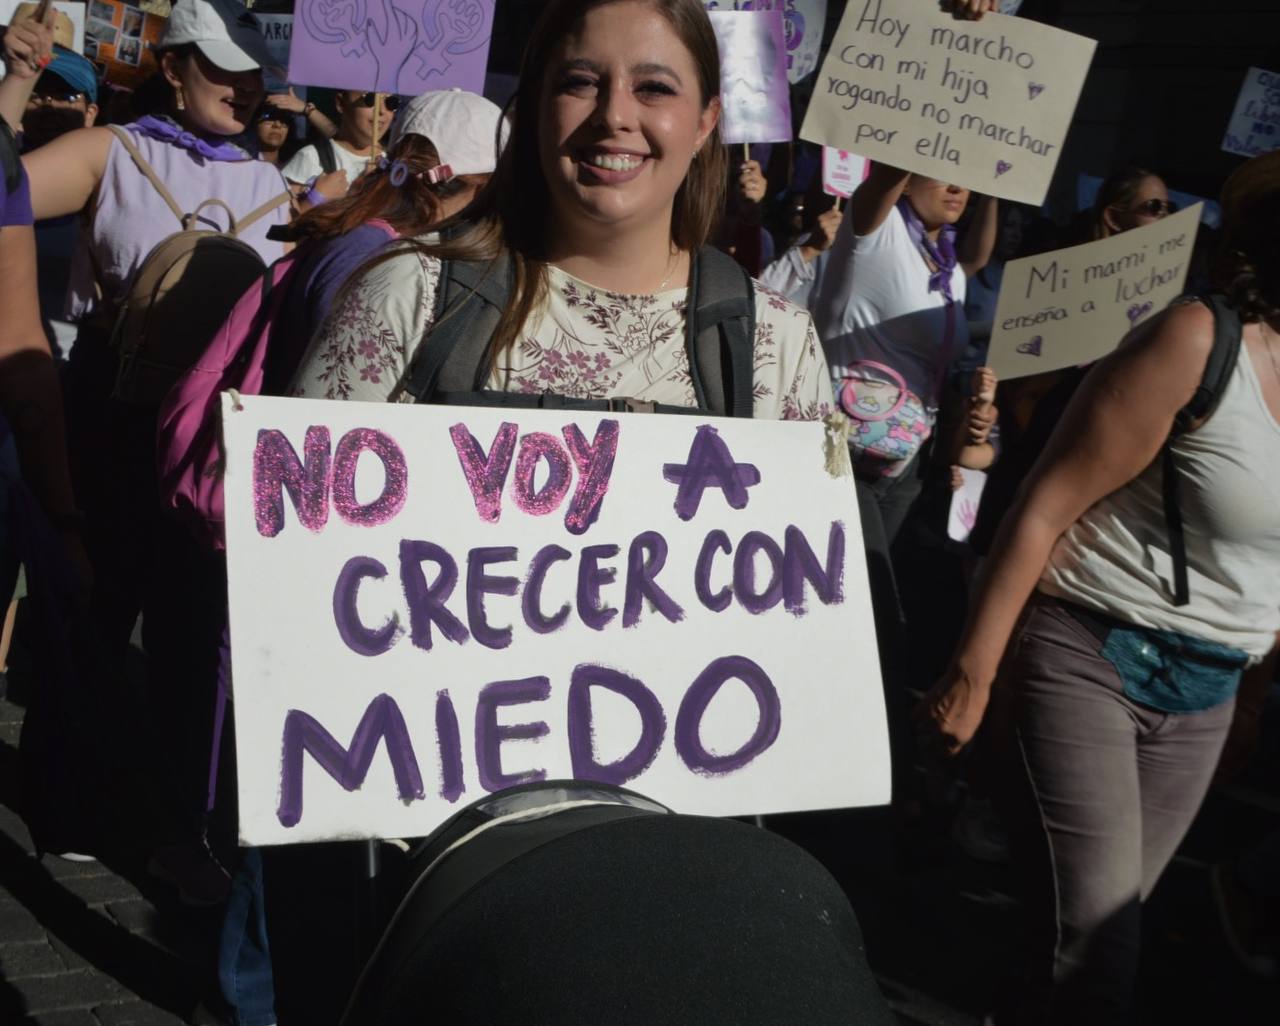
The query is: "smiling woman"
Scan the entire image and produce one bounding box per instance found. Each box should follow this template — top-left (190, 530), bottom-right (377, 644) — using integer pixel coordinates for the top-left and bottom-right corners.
top-left (292, 0), bottom-right (834, 426)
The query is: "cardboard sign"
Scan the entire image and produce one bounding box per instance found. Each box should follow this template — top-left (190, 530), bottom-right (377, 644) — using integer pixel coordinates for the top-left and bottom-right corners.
top-left (987, 204), bottom-right (1201, 380)
top-left (822, 146), bottom-right (870, 198)
top-left (1, 1), bottom-right (85, 54)
top-left (223, 396), bottom-right (890, 846)
top-left (81, 0), bottom-right (164, 87)
top-left (288, 0), bottom-right (494, 96)
top-left (947, 468), bottom-right (986, 544)
top-left (1222, 66), bottom-right (1280, 159)
top-left (800, 0), bottom-right (1095, 205)
top-left (710, 9), bottom-right (793, 145)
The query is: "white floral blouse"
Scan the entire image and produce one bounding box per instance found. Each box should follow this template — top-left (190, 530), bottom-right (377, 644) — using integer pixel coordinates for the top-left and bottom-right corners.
top-left (290, 246), bottom-right (835, 421)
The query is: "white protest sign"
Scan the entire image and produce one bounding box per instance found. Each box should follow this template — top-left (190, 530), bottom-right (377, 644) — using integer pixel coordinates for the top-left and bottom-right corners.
top-left (223, 396), bottom-right (891, 846)
top-left (822, 146), bottom-right (870, 199)
top-left (1222, 67), bottom-right (1280, 159)
top-left (987, 203), bottom-right (1201, 380)
top-left (947, 468), bottom-right (986, 544)
top-left (800, 0), bottom-right (1095, 205)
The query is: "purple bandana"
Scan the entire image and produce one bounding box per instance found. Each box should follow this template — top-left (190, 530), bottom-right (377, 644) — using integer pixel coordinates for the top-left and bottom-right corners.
top-left (129, 115), bottom-right (252, 163)
top-left (896, 196), bottom-right (958, 300)
top-left (896, 196), bottom-right (960, 399)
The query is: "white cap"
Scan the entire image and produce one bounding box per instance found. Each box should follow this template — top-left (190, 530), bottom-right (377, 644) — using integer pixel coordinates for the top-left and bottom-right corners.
top-left (388, 89), bottom-right (507, 180)
top-left (160, 0), bottom-right (276, 73)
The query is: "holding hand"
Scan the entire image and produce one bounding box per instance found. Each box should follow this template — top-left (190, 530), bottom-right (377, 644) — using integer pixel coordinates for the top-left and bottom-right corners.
top-left (806, 206), bottom-right (843, 253)
top-left (943, 0), bottom-right (999, 20)
top-left (738, 159), bottom-right (767, 206)
top-left (968, 366), bottom-right (998, 444)
top-left (312, 169), bottom-right (350, 202)
top-left (2, 7), bottom-right (55, 81)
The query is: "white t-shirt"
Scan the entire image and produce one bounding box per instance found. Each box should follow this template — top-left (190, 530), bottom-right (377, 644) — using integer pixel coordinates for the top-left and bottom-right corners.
top-left (811, 204), bottom-right (967, 408)
top-left (281, 140), bottom-right (376, 186)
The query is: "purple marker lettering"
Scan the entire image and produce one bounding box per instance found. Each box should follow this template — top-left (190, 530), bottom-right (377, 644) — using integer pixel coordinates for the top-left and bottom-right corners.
top-left (623, 531), bottom-right (684, 628)
top-left (694, 529), bottom-right (734, 612)
top-left (449, 422), bottom-right (518, 522)
top-left (577, 544), bottom-right (619, 631)
top-left (332, 556), bottom-right (401, 656)
top-left (277, 694), bottom-right (425, 828)
top-left (399, 540), bottom-right (470, 650)
top-left (466, 546), bottom-right (519, 650)
top-left (562, 419), bottom-right (620, 535)
top-left (733, 531), bottom-right (785, 614)
top-left (567, 663), bottom-right (666, 786)
top-left (435, 689), bottom-right (465, 803)
top-left (782, 521), bottom-right (846, 615)
top-left (675, 656), bottom-right (781, 776)
top-left (252, 426), bottom-right (330, 537)
top-left (663, 425), bottom-right (761, 522)
top-left (524, 544), bottom-right (572, 634)
top-left (474, 676), bottom-right (551, 792)
top-left (511, 432), bottom-right (573, 516)
top-left (331, 428), bottom-right (408, 527)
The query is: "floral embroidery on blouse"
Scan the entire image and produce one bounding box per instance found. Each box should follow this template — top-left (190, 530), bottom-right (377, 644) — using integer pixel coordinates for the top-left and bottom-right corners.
top-left (292, 250), bottom-right (833, 422)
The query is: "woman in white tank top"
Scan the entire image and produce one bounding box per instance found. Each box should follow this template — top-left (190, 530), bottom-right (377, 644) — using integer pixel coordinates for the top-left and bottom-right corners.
top-left (919, 152), bottom-right (1280, 1024)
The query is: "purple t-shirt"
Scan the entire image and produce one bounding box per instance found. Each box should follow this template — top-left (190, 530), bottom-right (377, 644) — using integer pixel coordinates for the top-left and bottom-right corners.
top-left (2, 163), bottom-right (34, 227)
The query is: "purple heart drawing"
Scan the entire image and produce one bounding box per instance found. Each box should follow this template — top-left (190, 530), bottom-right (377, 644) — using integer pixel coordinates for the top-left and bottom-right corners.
top-left (1127, 301), bottom-right (1154, 325)
top-left (1028, 82), bottom-right (1045, 99)
top-left (1016, 335), bottom-right (1043, 357)
top-left (995, 160), bottom-right (1013, 177)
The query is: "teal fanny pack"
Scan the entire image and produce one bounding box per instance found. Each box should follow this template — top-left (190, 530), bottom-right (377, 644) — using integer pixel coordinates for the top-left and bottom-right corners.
top-left (1064, 602), bottom-right (1248, 713)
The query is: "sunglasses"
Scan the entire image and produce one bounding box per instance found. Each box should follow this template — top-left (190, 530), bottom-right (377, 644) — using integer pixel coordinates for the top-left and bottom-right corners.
top-left (354, 92), bottom-right (401, 112)
top-left (30, 90), bottom-right (86, 105)
top-left (1133, 198), bottom-right (1177, 217)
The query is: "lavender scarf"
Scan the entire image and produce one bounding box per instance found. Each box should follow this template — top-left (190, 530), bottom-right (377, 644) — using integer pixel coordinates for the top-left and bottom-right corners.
top-left (129, 115), bottom-right (253, 163)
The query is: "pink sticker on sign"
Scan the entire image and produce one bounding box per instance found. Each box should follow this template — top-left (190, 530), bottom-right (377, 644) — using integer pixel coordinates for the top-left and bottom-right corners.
top-left (822, 147), bottom-right (871, 199)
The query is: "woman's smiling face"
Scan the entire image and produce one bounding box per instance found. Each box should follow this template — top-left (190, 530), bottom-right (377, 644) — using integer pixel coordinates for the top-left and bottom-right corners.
top-left (539, 1), bottom-right (719, 237)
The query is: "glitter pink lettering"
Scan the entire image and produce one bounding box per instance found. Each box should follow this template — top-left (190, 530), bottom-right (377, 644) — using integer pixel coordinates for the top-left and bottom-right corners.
top-left (252, 427), bottom-right (332, 537)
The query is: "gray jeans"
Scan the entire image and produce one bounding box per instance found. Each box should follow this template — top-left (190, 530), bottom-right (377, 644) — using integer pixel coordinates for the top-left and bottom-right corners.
top-left (995, 598), bottom-right (1236, 1026)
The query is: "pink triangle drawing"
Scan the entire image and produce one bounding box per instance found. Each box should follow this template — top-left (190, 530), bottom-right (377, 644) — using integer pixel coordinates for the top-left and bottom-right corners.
top-left (1016, 335), bottom-right (1043, 357)
top-left (1028, 83), bottom-right (1045, 99)
top-left (995, 160), bottom-right (1013, 177)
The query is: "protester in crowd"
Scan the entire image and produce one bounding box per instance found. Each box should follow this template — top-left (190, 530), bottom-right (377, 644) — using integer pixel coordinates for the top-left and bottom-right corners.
top-left (1091, 164), bottom-right (1175, 240)
top-left (0, 10), bottom-right (85, 674)
top-left (261, 84), bottom-right (336, 140)
top-left (279, 89), bottom-right (395, 197)
top-left (19, 0), bottom-right (293, 898)
top-left (717, 154), bottom-right (774, 276)
top-left (918, 149), bottom-right (1280, 1025)
top-left (267, 88), bottom-right (502, 393)
top-left (292, 0), bottom-right (831, 422)
top-left (759, 191), bottom-right (842, 307)
top-left (14, 45), bottom-right (100, 362)
top-left (252, 104), bottom-right (290, 167)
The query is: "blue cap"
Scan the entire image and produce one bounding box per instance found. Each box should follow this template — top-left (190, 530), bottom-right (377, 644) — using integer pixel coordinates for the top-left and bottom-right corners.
top-left (44, 45), bottom-right (98, 104)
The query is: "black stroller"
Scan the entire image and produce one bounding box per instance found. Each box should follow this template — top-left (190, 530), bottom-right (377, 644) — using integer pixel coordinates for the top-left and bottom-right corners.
top-left (341, 781), bottom-right (895, 1025)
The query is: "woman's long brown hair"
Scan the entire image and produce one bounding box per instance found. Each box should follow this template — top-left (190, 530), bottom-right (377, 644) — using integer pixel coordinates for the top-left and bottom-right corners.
top-left (366, 0), bottom-right (728, 367)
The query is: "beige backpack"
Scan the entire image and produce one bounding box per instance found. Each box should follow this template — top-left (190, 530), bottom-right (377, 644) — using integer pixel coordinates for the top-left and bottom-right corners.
top-left (102, 125), bottom-right (291, 406)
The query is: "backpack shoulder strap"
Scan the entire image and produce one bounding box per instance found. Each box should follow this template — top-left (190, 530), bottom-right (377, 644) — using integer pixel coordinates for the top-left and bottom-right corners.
top-left (232, 190), bottom-right (293, 238)
top-left (107, 125), bottom-right (185, 226)
top-left (689, 246), bottom-right (756, 417)
top-left (317, 138), bottom-right (338, 176)
top-left (402, 252), bottom-right (515, 402)
top-left (1162, 292), bottom-right (1243, 607)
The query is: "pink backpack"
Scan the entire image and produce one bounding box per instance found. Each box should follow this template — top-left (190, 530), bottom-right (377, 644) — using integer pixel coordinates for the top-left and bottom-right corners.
top-left (155, 221), bottom-right (396, 549)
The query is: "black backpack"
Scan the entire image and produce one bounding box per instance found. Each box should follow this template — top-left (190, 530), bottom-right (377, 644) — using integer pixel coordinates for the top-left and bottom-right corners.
top-left (400, 246), bottom-right (758, 417)
top-left (340, 781), bottom-right (895, 1026)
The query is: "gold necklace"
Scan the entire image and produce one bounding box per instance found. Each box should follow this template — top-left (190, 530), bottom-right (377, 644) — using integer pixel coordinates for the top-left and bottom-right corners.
top-left (656, 251), bottom-right (679, 292)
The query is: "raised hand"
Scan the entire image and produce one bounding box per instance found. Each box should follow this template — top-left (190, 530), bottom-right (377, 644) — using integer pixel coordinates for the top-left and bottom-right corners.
top-left (366, 0), bottom-right (418, 94)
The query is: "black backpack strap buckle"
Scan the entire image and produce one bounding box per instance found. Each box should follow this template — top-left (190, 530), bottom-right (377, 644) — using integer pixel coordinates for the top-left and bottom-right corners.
top-left (607, 397), bottom-right (657, 414)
